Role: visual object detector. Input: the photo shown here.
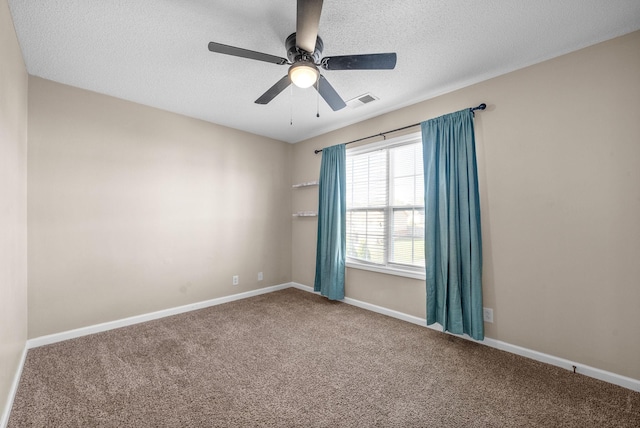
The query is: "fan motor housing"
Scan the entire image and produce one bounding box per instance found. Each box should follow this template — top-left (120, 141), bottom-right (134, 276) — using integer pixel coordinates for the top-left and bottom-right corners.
top-left (286, 33), bottom-right (323, 63)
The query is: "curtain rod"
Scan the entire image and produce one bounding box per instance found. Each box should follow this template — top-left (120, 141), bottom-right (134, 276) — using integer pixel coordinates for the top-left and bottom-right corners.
top-left (314, 103), bottom-right (486, 154)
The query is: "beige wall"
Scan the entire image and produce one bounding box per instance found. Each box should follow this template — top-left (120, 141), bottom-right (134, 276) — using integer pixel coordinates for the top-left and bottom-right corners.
top-left (292, 31), bottom-right (640, 380)
top-left (27, 77), bottom-right (292, 338)
top-left (0, 0), bottom-right (28, 421)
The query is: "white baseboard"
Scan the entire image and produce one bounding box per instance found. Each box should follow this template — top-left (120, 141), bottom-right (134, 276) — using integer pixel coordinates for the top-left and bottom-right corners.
top-left (290, 282), bottom-right (640, 393)
top-left (27, 283), bottom-right (291, 349)
top-left (1, 345), bottom-right (27, 428)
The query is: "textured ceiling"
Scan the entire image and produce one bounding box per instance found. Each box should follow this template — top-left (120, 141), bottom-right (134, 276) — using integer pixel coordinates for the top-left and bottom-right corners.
top-left (7, 0), bottom-right (640, 143)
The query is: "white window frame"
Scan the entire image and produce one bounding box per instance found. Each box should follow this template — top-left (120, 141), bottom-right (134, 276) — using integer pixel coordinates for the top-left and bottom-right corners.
top-left (346, 132), bottom-right (426, 280)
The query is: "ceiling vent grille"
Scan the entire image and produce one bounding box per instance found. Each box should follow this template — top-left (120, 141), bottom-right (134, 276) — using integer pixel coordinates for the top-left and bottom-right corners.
top-left (346, 93), bottom-right (379, 109)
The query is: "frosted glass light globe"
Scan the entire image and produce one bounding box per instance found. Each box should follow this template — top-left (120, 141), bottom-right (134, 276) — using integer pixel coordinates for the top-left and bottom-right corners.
top-left (289, 62), bottom-right (319, 88)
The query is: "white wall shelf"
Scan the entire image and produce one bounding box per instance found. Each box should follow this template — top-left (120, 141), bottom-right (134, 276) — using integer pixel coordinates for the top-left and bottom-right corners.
top-left (292, 211), bottom-right (318, 217)
top-left (293, 180), bottom-right (318, 217)
top-left (292, 181), bottom-right (319, 188)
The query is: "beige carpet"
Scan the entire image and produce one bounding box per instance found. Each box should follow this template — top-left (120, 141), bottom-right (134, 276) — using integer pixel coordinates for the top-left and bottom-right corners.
top-left (9, 288), bottom-right (640, 427)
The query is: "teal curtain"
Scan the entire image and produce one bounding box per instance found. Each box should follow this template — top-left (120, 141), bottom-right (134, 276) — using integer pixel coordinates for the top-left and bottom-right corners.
top-left (422, 109), bottom-right (484, 340)
top-left (314, 144), bottom-right (346, 300)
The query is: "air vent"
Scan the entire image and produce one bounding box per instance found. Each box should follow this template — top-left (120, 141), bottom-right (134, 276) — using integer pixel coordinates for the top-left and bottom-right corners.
top-left (346, 93), bottom-right (379, 109)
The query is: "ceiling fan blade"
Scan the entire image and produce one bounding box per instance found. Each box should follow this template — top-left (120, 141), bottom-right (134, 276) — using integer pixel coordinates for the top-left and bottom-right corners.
top-left (255, 75), bottom-right (292, 105)
top-left (296, 0), bottom-right (323, 53)
top-left (316, 75), bottom-right (346, 111)
top-left (321, 53), bottom-right (397, 70)
top-left (208, 42), bottom-right (288, 65)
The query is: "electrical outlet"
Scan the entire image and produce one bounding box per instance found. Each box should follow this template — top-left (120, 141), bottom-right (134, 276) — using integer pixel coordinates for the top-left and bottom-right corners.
top-left (483, 307), bottom-right (494, 323)
top-left (232, 275), bottom-right (239, 286)
top-left (258, 272), bottom-right (263, 281)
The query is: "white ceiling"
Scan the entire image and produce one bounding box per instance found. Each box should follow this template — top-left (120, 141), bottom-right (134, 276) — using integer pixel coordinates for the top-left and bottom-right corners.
top-left (7, 0), bottom-right (640, 143)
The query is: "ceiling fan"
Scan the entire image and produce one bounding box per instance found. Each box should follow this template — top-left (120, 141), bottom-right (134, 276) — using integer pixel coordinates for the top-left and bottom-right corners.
top-left (207, 0), bottom-right (397, 111)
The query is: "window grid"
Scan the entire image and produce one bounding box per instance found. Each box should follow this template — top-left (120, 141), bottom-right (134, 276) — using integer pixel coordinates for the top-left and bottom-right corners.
top-left (346, 135), bottom-right (425, 274)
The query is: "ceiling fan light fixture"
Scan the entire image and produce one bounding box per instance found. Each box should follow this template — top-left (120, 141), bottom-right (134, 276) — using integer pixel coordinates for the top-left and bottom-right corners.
top-left (289, 61), bottom-right (319, 88)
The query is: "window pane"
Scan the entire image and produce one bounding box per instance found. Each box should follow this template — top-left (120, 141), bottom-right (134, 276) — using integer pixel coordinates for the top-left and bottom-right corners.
top-left (390, 208), bottom-right (425, 267)
top-left (414, 241), bottom-right (425, 266)
top-left (415, 174), bottom-right (424, 206)
top-left (392, 144), bottom-right (415, 177)
top-left (392, 236), bottom-right (413, 265)
top-left (414, 208), bottom-right (425, 239)
top-left (391, 209), bottom-right (413, 265)
top-left (391, 143), bottom-right (424, 206)
top-left (392, 176), bottom-right (414, 206)
top-left (369, 178), bottom-right (387, 207)
top-left (414, 208), bottom-right (425, 267)
top-left (349, 150), bottom-right (387, 208)
top-left (347, 210), bottom-right (386, 265)
top-left (413, 143), bottom-right (424, 172)
top-left (352, 181), bottom-right (369, 207)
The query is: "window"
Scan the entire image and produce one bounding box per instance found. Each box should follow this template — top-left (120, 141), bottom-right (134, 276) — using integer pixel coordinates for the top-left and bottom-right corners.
top-left (346, 133), bottom-right (425, 279)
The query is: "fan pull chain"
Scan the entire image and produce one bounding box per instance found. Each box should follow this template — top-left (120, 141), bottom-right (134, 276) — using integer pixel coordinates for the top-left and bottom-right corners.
top-left (290, 85), bottom-right (294, 125)
top-left (316, 79), bottom-right (320, 118)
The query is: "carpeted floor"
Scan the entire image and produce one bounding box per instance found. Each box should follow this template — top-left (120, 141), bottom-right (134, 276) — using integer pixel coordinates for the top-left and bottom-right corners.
top-left (9, 288), bottom-right (640, 427)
